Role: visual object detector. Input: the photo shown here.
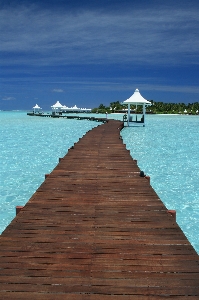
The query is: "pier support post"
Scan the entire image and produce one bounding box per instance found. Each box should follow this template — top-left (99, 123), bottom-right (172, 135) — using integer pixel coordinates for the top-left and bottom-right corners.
top-left (167, 210), bottom-right (176, 221)
top-left (16, 206), bottom-right (24, 215)
top-left (45, 174), bottom-right (50, 179)
top-left (145, 176), bottom-right (150, 183)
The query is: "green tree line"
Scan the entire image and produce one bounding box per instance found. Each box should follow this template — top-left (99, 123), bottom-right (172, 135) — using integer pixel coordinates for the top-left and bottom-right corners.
top-left (91, 100), bottom-right (199, 115)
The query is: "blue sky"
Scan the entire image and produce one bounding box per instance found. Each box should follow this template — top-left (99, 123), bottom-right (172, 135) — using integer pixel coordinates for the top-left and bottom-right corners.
top-left (0, 0), bottom-right (199, 110)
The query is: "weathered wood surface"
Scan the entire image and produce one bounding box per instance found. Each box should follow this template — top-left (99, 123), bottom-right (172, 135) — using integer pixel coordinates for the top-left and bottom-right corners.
top-left (1, 120), bottom-right (199, 299)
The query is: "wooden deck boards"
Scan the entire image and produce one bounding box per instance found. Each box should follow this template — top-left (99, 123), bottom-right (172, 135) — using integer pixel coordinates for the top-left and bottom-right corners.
top-left (1, 120), bottom-right (199, 299)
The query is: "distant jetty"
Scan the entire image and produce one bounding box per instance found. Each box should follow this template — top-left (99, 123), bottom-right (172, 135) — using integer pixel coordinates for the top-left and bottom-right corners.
top-left (31, 101), bottom-right (92, 115)
top-left (27, 112), bottom-right (107, 123)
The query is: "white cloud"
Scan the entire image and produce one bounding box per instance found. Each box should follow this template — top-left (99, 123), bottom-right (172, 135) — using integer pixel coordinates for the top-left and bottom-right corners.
top-left (52, 89), bottom-right (64, 93)
top-left (2, 96), bottom-right (16, 101)
top-left (44, 77), bottom-right (199, 95)
top-left (0, 4), bottom-right (199, 66)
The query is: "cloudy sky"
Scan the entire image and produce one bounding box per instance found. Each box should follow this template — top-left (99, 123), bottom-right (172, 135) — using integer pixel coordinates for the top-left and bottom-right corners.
top-left (1, 0), bottom-right (199, 110)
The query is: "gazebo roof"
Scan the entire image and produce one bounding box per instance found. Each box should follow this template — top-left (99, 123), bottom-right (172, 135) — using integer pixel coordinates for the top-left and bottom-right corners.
top-left (33, 104), bottom-right (41, 109)
top-left (122, 89), bottom-right (151, 105)
top-left (51, 101), bottom-right (63, 108)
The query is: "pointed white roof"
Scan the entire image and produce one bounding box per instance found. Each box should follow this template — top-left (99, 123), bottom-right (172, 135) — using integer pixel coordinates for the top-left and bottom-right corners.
top-left (51, 101), bottom-right (63, 108)
top-left (33, 104), bottom-right (41, 109)
top-left (122, 89), bottom-right (151, 105)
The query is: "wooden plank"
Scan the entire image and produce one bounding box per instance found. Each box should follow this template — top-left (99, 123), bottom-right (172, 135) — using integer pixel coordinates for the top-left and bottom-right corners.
top-left (0, 120), bottom-right (199, 299)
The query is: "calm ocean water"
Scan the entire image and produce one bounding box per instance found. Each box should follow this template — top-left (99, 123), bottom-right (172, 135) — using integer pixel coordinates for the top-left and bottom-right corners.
top-left (1, 111), bottom-right (199, 254)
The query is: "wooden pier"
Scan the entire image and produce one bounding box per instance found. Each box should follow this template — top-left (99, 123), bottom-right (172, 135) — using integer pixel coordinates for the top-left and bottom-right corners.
top-left (0, 120), bottom-right (199, 299)
top-left (27, 112), bottom-right (107, 122)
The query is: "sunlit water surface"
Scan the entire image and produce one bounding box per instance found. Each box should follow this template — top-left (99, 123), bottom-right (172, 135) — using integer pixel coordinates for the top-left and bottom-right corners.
top-left (1, 111), bottom-right (199, 253)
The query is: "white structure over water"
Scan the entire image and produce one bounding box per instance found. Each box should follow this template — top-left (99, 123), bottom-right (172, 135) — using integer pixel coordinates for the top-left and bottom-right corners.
top-left (61, 105), bottom-right (91, 113)
top-left (122, 89), bottom-right (151, 127)
top-left (51, 101), bottom-right (63, 114)
top-left (51, 101), bottom-right (91, 114)
top-left (32, 104), bottom-right (42, 114)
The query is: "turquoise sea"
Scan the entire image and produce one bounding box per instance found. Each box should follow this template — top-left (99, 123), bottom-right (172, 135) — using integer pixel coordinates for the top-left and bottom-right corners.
top-left (0, 111), bottom-right (199, 254)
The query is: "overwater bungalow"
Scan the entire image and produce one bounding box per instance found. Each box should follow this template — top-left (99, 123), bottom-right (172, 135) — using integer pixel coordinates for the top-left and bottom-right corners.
top-left (122, 89), bottom-right (151, 126)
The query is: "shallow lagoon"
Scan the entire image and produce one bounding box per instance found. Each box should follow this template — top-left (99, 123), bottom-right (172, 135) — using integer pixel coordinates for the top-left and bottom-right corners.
top-left (0, 111), bottom-right (199, 253)
top-left (121, 114), bottom-right (199, 253)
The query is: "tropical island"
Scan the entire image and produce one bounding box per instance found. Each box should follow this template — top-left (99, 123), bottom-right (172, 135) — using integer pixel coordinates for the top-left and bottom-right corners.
top-left (91, 101), bottom-right (199, 115)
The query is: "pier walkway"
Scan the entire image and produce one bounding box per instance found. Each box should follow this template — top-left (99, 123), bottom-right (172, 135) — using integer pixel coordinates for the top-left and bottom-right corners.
top-left (27, 112), bottom-right (107, 122)
top-left (0, 120), bottom-right (199, 299)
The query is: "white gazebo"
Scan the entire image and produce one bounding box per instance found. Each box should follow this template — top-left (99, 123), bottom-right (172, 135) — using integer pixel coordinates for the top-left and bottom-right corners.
top-left (61, 105), bottom-right (92, 113)
top-left (122, 89), bottom-right (151, 127)
top-left (33, 104), bottom-right (42, 114)
top-left (51, 101), bottom-right (63, 115)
